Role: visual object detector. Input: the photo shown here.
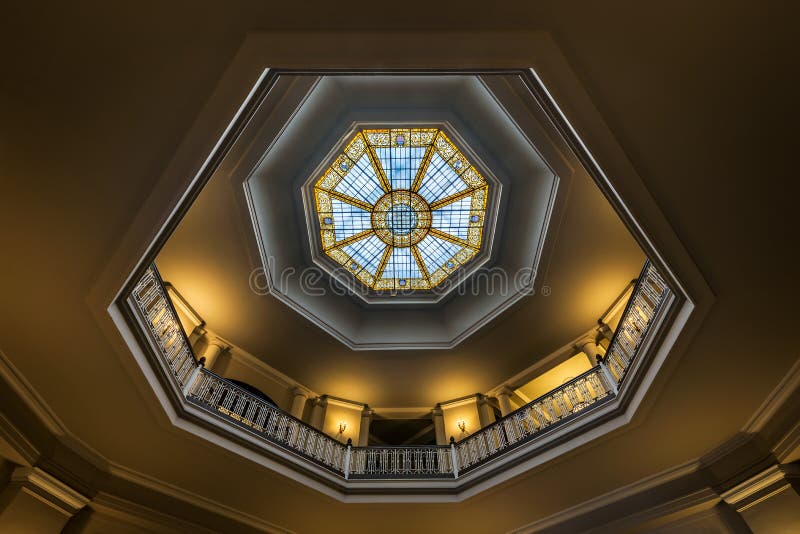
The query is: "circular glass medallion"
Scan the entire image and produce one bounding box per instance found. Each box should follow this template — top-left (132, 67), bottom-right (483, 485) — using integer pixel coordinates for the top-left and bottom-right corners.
top-left (386, 204), bottom-right (418, 236)
top-left (372, 191), bottom-right (431, 247)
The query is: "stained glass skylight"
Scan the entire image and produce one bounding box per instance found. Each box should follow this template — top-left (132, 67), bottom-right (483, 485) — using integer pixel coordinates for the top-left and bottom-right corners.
top-left (314, 128), bottom-right (489, 291)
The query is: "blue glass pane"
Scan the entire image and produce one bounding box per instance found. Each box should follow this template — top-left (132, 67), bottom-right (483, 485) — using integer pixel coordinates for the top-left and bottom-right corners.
top-left (382, 246), bottom-right (422, 281)
top-left (331, 199), bottom-right (372, 241)
top-left (416, 234), bottom-right (461, 273)
top-left (374, 147), bottom-right (426, 190)
top-left (417, 153), bottom-right (467, 203)
top-left (342, 234), bottom-right (386, 275)
top-left (334, 153), bottom-right (384, 204)
top-left (431, 197), bottom-right (471, 240)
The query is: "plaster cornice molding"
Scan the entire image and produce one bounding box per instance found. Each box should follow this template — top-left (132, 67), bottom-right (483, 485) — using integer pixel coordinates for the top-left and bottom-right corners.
top-left (507, 459), bottom-right (702, 533)
top-left (10, 466), bottom-right (90, 516)
top-left (0, 410), bottom-right (38, 466)
top-left (373, 406), bottom-right (433, 419)
top-left (720, 464), bottom-right (793, 512)
top-left (490, 327), bottom-right (597, 393)
top-left (742, 356), bottom-right (800, 434)
top-left (107, 462), bottom-right (293, 533)
top-left (90, 493), bottom-right (217, 534)
top-left (439, 394), bottom-right (480, 410)
top-left (587, 488), bottom-right (721, 534)
top-left (0, 349), bottom-right (68, 438)
top-left (0, 349), bottom-right (111, 480)
top-left (774, 418), bottom-right (800, 463)
top-left (324, 395), bottom-right (366, 410)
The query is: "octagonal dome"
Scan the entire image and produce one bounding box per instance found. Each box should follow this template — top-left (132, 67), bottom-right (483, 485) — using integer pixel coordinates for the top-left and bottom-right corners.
top-left (161, 74), bottom-right (573, 350)
top-left (312, 127), bottom-right (490, 293)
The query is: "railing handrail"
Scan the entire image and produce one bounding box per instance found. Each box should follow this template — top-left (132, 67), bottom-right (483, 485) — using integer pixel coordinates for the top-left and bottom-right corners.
top-left (195, 366), bottom-right (336, 445)
top-left (129, 260), bottom-right (669, 481)
top-left (351, 444), bottom-right (450, 450)
top-left (149, 264), bottom-right (201, 366)
top-left (476, 364), bottom-right (606, 432)
top-left (600, 259), bottom-right (651, 367)
top-left (458, 260), bottom-right (659, 442)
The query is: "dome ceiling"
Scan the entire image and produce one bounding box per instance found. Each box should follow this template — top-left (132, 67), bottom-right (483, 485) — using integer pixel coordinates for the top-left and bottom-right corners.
top-left (156, 72), bottom-right (645, 406)
top-left (312, 127), bottom-right (491, 294)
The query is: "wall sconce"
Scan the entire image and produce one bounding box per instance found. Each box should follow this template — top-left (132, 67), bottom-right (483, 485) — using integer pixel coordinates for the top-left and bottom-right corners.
top-left (338, 421), bottom-right (347, 435)
top-left (457, 420), bottom-right (467, 433)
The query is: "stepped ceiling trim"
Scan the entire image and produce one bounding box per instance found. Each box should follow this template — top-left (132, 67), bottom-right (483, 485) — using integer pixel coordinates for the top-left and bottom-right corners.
top-left (238, 74), bottom-right (564, 348)
top-left (89, 31), bottom-right (718, 505)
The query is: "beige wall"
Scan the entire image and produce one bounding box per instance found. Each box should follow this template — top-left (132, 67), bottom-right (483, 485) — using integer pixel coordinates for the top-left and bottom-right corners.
top-left (440, 396), bottom-right (481, 441)
top-left (322, 398), bottom-right (364, 444)
top-left (516, 353), bottom-right (593, 403)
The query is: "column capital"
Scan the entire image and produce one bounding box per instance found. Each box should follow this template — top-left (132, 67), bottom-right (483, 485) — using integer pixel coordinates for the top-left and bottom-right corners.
top-left (205, 336), bottom-right (231, 351)
top-left (597, 322), bottom-right (614, 341)
top-left (493, 386), bottom-right (515, 417)
top-left (496, 385), bottom-right (514, 398)
top-left (575, 335), bottom-right (599, 351)
top-left (291, 386), bottom-right (311, 398)
top-left (576, 335), bottom-right (601, 364)
top-left (189, 325), bottom-right (207, 338)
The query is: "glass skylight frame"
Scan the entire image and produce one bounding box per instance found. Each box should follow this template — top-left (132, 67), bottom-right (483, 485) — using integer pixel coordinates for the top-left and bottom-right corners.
top-left (313, 128), bottom-right (489, 291)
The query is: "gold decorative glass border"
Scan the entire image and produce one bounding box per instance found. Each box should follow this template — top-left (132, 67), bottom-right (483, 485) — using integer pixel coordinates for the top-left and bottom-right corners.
top-left (313, 128), bottom-right (489, 291)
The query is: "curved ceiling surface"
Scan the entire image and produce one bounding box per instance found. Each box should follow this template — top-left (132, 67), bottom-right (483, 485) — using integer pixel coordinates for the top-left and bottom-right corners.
top-left (156, 73), bottom-right (646, 407)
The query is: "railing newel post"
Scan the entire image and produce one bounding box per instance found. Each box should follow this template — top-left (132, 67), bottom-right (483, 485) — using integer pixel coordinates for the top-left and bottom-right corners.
top-left (344, 438), bottom-right (352, 479)
top-left (598, 358), bottom-right (619, 395)
top-left (182, 357), bottom-right (205, 397)
top-left (450, 436), bottom-right (459, 478)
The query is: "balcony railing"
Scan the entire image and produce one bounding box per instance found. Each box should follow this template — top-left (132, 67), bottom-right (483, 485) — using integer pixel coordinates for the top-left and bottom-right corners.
top-left (349, 446), bottom-right (454, 479)
top-left (128, 261), bottom-right (669, 480)
top-left (455, 366), bottom-right (614, 474)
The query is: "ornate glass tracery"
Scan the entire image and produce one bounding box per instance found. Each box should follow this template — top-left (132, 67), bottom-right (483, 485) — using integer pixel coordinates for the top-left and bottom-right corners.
top-left (314, 128), bottom-right (489, 291)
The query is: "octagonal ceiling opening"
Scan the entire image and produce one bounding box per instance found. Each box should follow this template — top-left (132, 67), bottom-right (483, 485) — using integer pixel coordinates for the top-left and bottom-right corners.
top-left (157, 72), bottom-right (646, 364)
top-left (308, 126), bottom-right (498, 302)
top-left (115, 57), bottom-right (691, 498)
top-left (239, 74), bottom-right (561, 349)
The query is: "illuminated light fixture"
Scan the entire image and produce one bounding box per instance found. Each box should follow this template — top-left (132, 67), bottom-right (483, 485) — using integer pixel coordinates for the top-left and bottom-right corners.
top-left (313, 128), bottom-right (489, 291)
top-left (338, 421), bottom-right (347, 435)
top-left (457, 420), bottom-right (467, 433)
